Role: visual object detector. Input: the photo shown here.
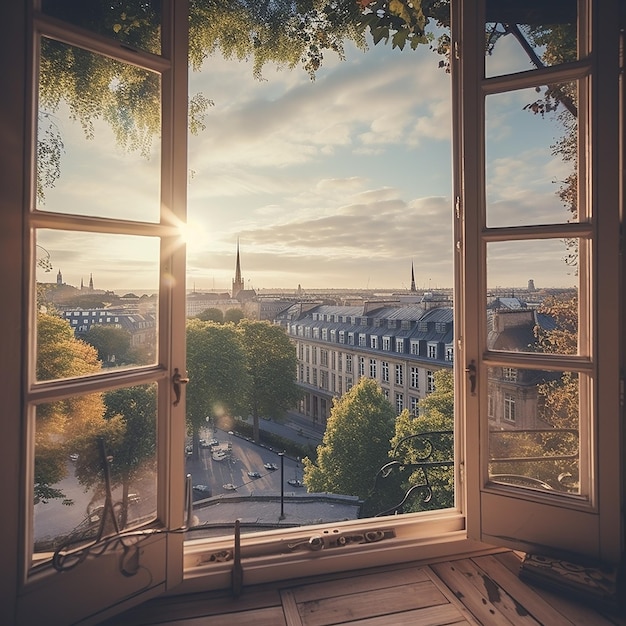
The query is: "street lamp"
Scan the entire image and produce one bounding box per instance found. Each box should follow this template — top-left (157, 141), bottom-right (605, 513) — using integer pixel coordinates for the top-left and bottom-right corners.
top-left (279, 452), bottom-right (285, 520)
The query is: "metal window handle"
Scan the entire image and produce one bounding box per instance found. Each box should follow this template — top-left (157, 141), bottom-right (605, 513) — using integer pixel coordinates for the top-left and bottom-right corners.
top-left (172, 368), bottom-right (189, 406)
top-left (465, 360), bottom-right (476, 394)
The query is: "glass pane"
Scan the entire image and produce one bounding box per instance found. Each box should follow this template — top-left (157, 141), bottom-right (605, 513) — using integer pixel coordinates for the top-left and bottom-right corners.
top-left (486, 240), bottom-right (579, 355)
top-left (485, 82), bottom-right (579, 227)
top-left (35, 230), bottom-right (160, 381)
top-left (184, 2), bottom-right (454, 535)
top-left (488, 368), bottom-right (580, 496)
top-left (37, 38), bottom-right (161, 221)
top-left (32, 385), bottom-right (158, 567)
top-left (41, 0), bottom-right (161, 55)
top-left (485, 1), bottom-right (577, 78)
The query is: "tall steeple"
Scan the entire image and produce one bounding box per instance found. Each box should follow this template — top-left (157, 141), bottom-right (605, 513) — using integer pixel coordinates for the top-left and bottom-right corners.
top-left (410, 261), bottom-right (416, 292)
top-left (56, 269), bottom-right (63, 286)
top-left (232, 239), bottom-right (244, 298)
top-left (89, 273), bottom-right (94, 291)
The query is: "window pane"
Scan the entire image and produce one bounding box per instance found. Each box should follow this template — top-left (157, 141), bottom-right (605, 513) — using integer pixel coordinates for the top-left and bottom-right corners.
top-left (35, 230), bottom-right (159, 381)
top-left (41, 0), bottom-right (161, 55)
top-left (32, 385), bottom-right (158, 568)
top-left (485, 82), bottom-right (579, 227)
top-left (486, 240), bottom-right (579, 355)
top-left (488, 368), bottom-right (580, 496)
top-left (485, 1), bottom-right (578, 78)
top-left (37, 38), bottom-right (161, 221)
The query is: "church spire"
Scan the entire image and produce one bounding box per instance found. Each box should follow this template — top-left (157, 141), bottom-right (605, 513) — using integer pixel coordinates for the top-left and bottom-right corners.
top-left (410, 261), bottom-right (416, 292)
top-left (232, 239), bottom-right (244, 298)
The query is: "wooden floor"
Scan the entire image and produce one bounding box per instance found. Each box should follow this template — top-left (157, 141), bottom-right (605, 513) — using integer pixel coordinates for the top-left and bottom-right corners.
top-left (110, 551), bottom-right (626, 626)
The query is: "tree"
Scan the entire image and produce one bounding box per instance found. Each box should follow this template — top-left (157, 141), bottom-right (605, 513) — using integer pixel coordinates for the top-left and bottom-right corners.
top-left (185, 319), bottom-right (250, 455)
top-left (197, 307), bottom-right (224, 323)
top-left (82, 324), bottom-right (132, 365)
top-left (35, 313), bottom-right (110, 504)
top-left (100, 385), bottom-right (157, 528)
top-left (224, 308), bottom-right (245, 324)
top-left (237, 320), bottom-right (301, 442)
top-left (303, 378), bottom-right (396, 501)
top-left (388, 369), bottom-right (454, 513)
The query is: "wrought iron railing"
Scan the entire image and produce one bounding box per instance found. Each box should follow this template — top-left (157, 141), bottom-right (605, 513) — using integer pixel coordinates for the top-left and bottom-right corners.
top-left (368, 427), bottom-right (580, 516)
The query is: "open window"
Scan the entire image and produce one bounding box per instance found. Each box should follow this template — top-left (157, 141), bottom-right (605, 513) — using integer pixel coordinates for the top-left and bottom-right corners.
top-left (2, 0), bottom-right (623, 623)
top-left (456, 0), bottom-right (622, 561)
top-left (12, 1), bottom-right (190, 623)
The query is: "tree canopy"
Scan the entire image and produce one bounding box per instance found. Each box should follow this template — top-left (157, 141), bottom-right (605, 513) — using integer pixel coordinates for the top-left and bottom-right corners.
top-left (197, 307), bottom-right (224, 323)
top-left (185, 319), bottom-right (250, 452)
top-left (236, 320), bottom-right (301, 441)
top-left (388, 369), bottom-right (454, 513)
top-left (303, 377), bottom-right (396, 501)
top-left (35, 313), bottom-right (111, 504)
top-left (81, 324), bottom-right (132, 366)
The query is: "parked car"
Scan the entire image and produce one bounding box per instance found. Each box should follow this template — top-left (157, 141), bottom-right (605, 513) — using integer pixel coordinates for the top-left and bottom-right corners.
top-left (247, 471), bottom-right (262, 479)
top-left (287, 479), bottom-right (304, 487)
top-left (192, 484), bottom-right (211, 495)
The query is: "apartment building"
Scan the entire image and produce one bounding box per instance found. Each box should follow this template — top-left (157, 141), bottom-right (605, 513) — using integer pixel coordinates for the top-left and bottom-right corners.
top-left (277, 303), bottom-right (454, 425)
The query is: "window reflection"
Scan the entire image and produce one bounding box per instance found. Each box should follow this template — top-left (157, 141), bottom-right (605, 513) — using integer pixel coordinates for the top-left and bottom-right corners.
top-left (33, 385), bottom-right (158, 564)
top-left (41, 0), bottom-right (161, 54)
top-left (488, 368), bottom-right (580, 495)
top-left (35, 230), bottom-right (160, 381)
top-left (485, 82), bottom-right (579, 228)
top-left (37, 38), bottom-right (162, 221)
top-left (485, 0), bottom-right (578, 78)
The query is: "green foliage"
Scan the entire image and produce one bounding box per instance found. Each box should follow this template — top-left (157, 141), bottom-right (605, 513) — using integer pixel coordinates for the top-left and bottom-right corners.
top-left (185, 319), bottom-right (250, 448)
top-left (237, 320), bottom-right (302, 441)
top-left (37, 313), bottom-right (103, 380)
top-left (197, 307), bottom-right (224, 323)
top-left (224, 308), bottom-right (245, 323)
top-left (303, 378), bottom-right (396, 501)
top-left (82, 324), bottom-right (132, 365)
top-left (35, 313), bottom-right (111, 504)
top-left (387, 369), bottom-right (454, 513)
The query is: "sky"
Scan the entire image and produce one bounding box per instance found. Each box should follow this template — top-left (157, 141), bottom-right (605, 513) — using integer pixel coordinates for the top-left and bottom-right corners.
top-left (36, 23), bottom-right (578, 294)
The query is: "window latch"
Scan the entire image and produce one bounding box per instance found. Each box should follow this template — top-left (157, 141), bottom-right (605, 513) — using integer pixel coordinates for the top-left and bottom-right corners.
top-left (465, 360), bottom-right (476, 394)
top-left (172, 368), bottom-right (189, 406)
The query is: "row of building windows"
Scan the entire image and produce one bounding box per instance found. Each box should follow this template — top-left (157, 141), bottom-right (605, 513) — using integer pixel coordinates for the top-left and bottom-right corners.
top-left (299, 362), bottom-right (436, 395)
top-left (299, 340), bottom-right (453, 363)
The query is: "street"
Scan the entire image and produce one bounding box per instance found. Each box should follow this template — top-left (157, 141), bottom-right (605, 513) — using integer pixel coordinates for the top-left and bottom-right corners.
top-left (186, 428), bottom-right (304, 499)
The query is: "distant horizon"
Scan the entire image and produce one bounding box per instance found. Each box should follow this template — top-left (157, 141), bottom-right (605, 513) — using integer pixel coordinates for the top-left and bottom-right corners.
top-left (42, 279), bottom-right (577, 298)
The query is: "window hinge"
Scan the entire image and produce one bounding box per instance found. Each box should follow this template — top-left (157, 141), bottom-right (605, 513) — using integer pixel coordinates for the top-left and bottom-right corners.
top-left (455, 196), bottom-right (461, 219)
top-left (454, 40), bottom-right (461, 60)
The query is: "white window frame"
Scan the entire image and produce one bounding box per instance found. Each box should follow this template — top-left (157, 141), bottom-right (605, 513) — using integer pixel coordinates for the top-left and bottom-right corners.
top-left (369, 358), bottom-right (377, 379)
top-left (381, 360), bottom-right (389, 383)
top-left (394, 363), bottom-right (404, 386)
top-left (503, 393), bottom-right (516, 423)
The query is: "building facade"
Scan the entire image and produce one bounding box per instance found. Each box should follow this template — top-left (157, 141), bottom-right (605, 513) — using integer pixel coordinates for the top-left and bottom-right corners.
top-left (277, 302), bottom-right (454, 426)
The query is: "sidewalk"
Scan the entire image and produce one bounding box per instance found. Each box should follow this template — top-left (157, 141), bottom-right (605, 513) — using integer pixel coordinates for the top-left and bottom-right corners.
top-left (243, 412), bottom-right (325, 447)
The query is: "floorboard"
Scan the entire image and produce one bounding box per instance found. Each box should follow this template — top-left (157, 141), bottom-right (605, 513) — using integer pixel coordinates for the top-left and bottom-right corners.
top-left (107, 550), bottom-right (625, 626)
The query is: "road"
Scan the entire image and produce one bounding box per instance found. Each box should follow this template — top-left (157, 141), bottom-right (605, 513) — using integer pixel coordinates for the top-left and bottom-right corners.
top-left (186, 428), bottom-right (303, 499)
